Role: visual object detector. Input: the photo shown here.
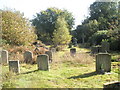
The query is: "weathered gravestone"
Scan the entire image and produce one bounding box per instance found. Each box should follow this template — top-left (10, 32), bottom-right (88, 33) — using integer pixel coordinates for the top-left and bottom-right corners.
top-left (45, 51), bottom-right (52, 63)
top-left (37, 54), bottom-right (49, 71)
top-left (70, 48), bottom-right (76, 56)
top-left (103, 81), bottom-right (120, 89)
top-left (96, 53), bottom-right (111, 73)
top-left (1, 50), bottom-right (8, 64)
top-left (91, 46), bottom-right (102, 54)
top-left (101, 42), bottom-right (110, 53)
top-left (91, 46), bottom-right (98, 54)
top-left (9, 60), bottom-right (20, 73)
top-left (50, 48), bottom-right (56, 53)
top-left (24, 51), bottom-right (33, 64)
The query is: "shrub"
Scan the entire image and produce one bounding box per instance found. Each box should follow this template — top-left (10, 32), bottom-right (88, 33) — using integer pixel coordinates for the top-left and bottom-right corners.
top-left (2, 9), bottom-right (37, 46)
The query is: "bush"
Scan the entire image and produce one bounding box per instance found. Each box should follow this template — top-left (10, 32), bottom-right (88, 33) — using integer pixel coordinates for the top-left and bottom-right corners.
top-left (2, 9), bottom-right (37, 46)
top-left (88, 30), bottom-right (109, 45)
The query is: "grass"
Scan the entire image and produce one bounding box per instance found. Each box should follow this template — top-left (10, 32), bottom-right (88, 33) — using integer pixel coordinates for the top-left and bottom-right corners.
top-left (1, 47), bottom-right (119, 88)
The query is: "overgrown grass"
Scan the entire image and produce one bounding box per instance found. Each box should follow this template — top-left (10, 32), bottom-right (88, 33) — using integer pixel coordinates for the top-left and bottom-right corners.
top-left (2, 62), bottom-right (118, 88)
top-left (1, 47), bottom-right (119, 88)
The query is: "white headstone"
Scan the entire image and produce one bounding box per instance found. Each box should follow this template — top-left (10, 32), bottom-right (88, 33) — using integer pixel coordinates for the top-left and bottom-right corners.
top-left (1, 50), bottom-right (8, 64)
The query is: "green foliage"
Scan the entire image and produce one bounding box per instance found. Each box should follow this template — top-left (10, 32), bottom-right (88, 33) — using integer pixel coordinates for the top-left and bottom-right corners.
top-left (74, 1), bottom-right (120, 51)
top-left (52, 17), bottom-right (71, 45)
top-left (31, 7), bottom-right (74, 43)
top-left (74, 20), bottom-right (99, 43)
top-left (88, 30), bottom-right (109, 45)
top-left (107, 27), bottom-right (120, 51)
top-left (89, 2), bottom-right (118, 30)
top-left (2, 9), bottom-right (37, 46)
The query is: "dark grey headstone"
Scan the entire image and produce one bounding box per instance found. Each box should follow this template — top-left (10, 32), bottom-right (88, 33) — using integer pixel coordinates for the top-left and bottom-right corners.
top-left (9, 60), bottom-right (20, 73)
top-left (91, 46), bottom-right (99, 54)
top-left (37, 54), bottom-right (49, 71)
top-left (70, 48), bottom-right (76, 56)
top-left (96, 53), bottom-right (111, 73)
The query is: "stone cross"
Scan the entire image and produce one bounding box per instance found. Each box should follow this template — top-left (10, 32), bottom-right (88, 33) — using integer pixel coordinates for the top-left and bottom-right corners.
top-left (1, 50), bottom-right (8, 64)
top-left (24, 51), bottom-right (33, 64)
top-left (96, 53), bottom-right (111, 73)
top-left (37, 54), bottom-right (49, 71)
top-left (9, 60), bottom-right (20, 73)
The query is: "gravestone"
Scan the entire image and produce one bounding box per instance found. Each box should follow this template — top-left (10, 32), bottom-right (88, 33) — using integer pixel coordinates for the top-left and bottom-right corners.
top-left (1, 50), bottom-right (8, 64)
top-left (91, 46), bottom-right (102, 54)
top-left (70, 48), bottom-right (76, 56)
top-left (103, 81), bottom-right (120, 89)
top-left (91, 46), bottom-right (98, 54)
top-left (9, 60), bottom-right (20, 73)
top-left (37, 54), bottom-right (49, 71)
top-left (45, 51), bottom-right (52, 63)
top-left (24, 51), bottom-right (33, 64)
top-left (101, 42), bottom-right (110, 53)
top-left (98, 46), bottom-right (102, 53)
top-left (50, 48), bottom-right (56, 53)
top-left (96, 53), bottom-right (111, 73)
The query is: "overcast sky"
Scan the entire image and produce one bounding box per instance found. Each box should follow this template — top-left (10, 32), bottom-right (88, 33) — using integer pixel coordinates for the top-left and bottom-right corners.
top-left (0, 0), bottom-right (97, 27)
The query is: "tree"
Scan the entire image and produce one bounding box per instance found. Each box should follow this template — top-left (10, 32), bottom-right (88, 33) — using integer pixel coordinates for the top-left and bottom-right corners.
top-left (52, 17), bottom-right (71, 45)
top-left (2, 9), bottom-right (37, 45)
top-left (88, 30), bottom-right (109, 45)
top-left (74, 20), bottom-right (99, 43)
top-left (89, 1), bottom-right (118, 30)
top-left (31, 7), bottom-right (74, 43)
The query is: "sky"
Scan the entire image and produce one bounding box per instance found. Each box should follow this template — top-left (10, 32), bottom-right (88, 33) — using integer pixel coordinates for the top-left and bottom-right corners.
top-left (0, 0), bottom-right (96, 27)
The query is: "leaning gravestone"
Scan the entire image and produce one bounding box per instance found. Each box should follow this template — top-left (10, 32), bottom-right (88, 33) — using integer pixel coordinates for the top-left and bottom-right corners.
top-left (9, 60), bottom-right (20, 73)
top-left (37, 54), bottom-right (49, 71)
top-left (24, 51), bottom-right (33, 64)
top-left (70, 48), bottom-right (76, 56)
top-left (101, 42), bottom-right (110, 53)
top-left (45, 51), bottom-right (52, 63)
top-left (1, 50), bottom-right (8, 64)
top-left (96, 53), bottom-right (111, 73)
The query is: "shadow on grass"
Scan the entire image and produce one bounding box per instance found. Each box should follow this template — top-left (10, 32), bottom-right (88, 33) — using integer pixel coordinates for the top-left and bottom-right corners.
top-left (21, 70), bottom-right (39, 74)
top-left (68, 71), bottom-right (98, 79)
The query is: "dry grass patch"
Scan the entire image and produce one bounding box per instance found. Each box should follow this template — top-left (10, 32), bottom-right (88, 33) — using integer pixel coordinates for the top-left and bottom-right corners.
top-left (61, 52), bottom-right (95, 65)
